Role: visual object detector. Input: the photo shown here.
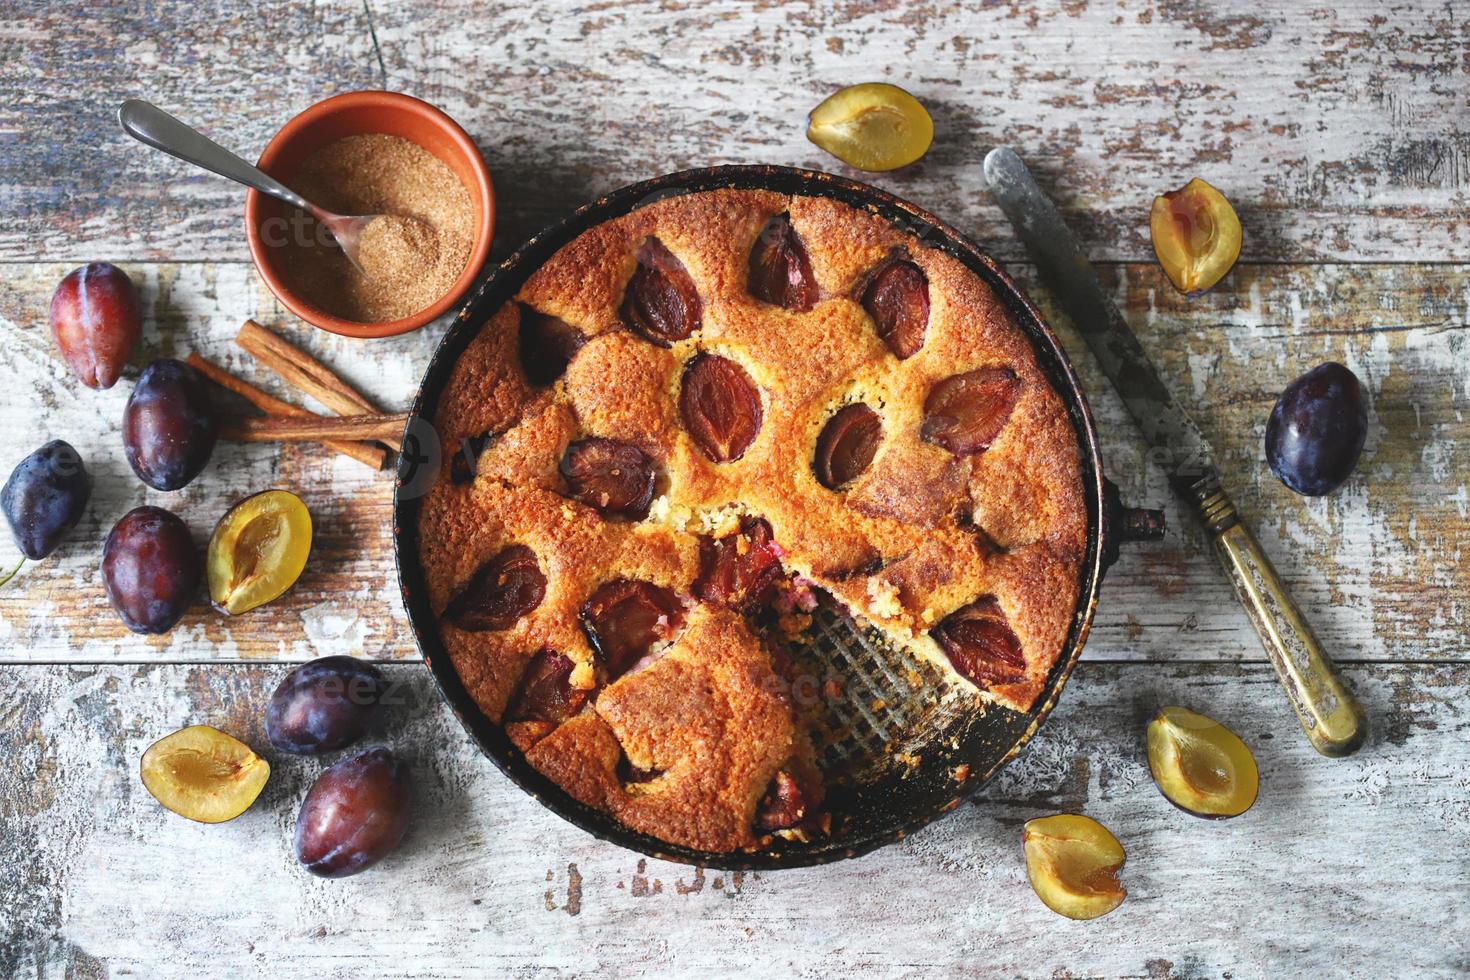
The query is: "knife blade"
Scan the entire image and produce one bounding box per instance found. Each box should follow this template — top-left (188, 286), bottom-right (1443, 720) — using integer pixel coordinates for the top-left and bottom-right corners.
top-left (983, 146), bottom-right (1366, 757)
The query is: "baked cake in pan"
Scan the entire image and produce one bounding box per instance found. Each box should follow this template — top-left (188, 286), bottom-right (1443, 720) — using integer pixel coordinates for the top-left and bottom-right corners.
top-left (417, 188), bottom-right (1086, 852)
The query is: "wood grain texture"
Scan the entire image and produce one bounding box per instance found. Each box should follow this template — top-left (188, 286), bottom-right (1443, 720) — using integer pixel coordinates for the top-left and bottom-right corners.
top-left (4, 3), bottom-right (1466, 977)
top-left (3, 1), bottom-right (1468, 263)
top-left (0, 263), bottom-right (427, 662)
top-left (2, 660), bottom-right (1466, 978)
top-left (1, 260), bottom-right (1463, 664)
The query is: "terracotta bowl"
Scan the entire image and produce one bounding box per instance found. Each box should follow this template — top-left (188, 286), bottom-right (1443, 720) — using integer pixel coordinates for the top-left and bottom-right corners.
top-left (245, 91), bottom-right (494, 339)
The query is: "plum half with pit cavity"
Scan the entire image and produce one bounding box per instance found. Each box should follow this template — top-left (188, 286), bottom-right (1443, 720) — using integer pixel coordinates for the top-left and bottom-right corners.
top-left (207, 490), bottom-right (312, 615)
top-left (139, 725), bottom-right (270, 823)
top-left (1146, 705), bottom-right (1259, 818)
top-left (1022, 813), bottom-right (1127, 921)
top-left (1150, 177), bottom-right (1242, 295)
top-left (806, 83), bottom-right (934, 173)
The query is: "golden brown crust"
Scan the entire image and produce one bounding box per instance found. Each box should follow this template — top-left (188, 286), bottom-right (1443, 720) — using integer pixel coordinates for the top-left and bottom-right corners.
top-left (419, 188), bottom-right (1087, 852)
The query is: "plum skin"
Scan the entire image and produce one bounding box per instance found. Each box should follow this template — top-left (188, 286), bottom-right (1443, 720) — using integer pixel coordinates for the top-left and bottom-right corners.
top-left (123, 358), bottom-right (218, 491)
top-left (265, 656), bottom-right (385, 754)
top-left (101, 506), bottom-right (200, 634)
top-left (50, 262), bottom-right (141, 390)
top-left (1265, 362), bottom-right (1368, 497)
top-left (295, 747), bottom-right (411, 878)
top-left (1, 439), bottom-right (92, 559)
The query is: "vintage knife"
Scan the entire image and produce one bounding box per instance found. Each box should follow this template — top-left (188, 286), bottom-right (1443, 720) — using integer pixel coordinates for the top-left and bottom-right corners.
top-left (983, 146), bottom-right (1366, 757)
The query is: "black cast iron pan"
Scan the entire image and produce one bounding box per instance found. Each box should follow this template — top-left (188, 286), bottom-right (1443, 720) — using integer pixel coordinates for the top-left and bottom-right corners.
top-left (393, 165), bottom-right (1162, 870)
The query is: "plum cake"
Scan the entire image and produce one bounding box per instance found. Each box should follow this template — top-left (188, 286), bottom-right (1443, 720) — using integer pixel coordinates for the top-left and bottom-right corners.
top-left (417, 188), bottom-right (1087, 853)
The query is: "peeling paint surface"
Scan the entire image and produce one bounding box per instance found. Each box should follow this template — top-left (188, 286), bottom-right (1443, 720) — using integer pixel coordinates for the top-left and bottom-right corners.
top-left (1, 261), bottom-right (1463, 665)
top-left (4, 2), bottom-right (1470, 263)
top-left (1, 1), bottom-right (1468, 977)
top-left (2, 663), bottom-right (1467, 976)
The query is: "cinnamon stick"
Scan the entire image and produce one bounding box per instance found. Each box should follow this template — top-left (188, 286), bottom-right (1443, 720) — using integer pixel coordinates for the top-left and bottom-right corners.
top-left (187, 353), bottom-right (387, 470)
top-left (221, 412), bottom-right (410, 444)
top-left (235, 319), bottom-right (402, 450)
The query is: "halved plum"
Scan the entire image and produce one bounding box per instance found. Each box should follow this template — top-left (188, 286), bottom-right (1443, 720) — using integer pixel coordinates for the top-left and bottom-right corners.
top-left (693, 516), bottom-right (784, 611)
top-left (861, 256), bottom-right (929, 359)
top-left (748, 213), bottom-right (818, 311)
top-left (620, 238), bottom-right (701, 346)
top-left (443, 544), bottom-right (546, 632)
top-left (1150, 177), bottom-right (1242, 295)
top-left (617, 753), bottom-right (664, 787)
top-left (450, 428), bottom-right (501, 484)
top-left (814, 403), bottom-right (882, 490)
top-left (931, 596), bottom-right (1026, 689)
top-left (139, 725), bottom-right (270, 824)
top-left (560, 438), bottom-right (656, 519)
top-left (1146, 706), bottom-right (1259, 818)
top-left (506, 649), bottom-right (587, 725)
top-left (206, 489), bottom-right (312, 615)
top-left (806, 83), bottom-right (934, 173)
top-left (679, 354), bottom-right (763, 463)
top-left (1022, 813), bottom-right (1127, 920)
top-left (921, 367), bottom-right (1020, 457)
top-left (581, 579), bottom-right (684, 679)
top-left (518, 305), bottom-right (586, 385)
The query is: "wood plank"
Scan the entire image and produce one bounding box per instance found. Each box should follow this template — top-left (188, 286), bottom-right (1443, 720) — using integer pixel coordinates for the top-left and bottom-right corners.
top-left (0, 0), bottom-right (379, 263)
top-left (1, 660), bottom-right (1465, 976)
top-left (0, 263), bottom-right (430, 662)
top-left (0, 261), bottom-right (1464, 663)
top-left (1038, 261), bottom-right (1470, 667)
top-left (4, 1), bottom-right (1469, 263)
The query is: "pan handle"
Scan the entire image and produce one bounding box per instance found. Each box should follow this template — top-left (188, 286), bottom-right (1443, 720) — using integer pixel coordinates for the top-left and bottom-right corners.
top-left (1100, 478), bottom-right (1165, 571)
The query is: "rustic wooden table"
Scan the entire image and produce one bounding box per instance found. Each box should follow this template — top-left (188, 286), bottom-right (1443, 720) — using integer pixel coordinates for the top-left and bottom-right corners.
top-left (3, 2), bottom-right (1467, 976)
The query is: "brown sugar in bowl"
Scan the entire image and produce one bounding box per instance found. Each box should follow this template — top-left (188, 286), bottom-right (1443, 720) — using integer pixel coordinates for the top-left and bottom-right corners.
top-left (245, 91), bottom-right (494, 339)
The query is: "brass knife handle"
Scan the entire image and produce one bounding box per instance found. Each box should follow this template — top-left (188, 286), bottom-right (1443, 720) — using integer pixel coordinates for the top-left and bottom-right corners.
top-left (1195, 482), bottom-right (1367, 756)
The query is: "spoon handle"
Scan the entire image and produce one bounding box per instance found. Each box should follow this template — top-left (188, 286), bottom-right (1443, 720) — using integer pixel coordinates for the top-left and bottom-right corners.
top-left (117, 99), bottom-right (313, 214)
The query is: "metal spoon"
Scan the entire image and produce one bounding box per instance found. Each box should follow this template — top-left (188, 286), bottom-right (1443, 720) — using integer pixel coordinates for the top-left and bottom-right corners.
top-left (117, 99), bottom-right (373, 271)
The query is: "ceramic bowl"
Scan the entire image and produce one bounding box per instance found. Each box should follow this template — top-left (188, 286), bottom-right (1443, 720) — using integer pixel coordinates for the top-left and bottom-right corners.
top-left (245, 90), bottom-right (494, 339)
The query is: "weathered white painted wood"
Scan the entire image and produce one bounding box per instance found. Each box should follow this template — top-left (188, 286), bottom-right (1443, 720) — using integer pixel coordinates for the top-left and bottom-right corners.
top-left (4, 1), bottom-right (1468, 263)
top-left (1, 261), bottom-right (1463, 663)
top-left (3, 3), bottom-right (1466, 977)
top-left (0, 263), bottom-right (430, 662)
top-left (2, 661), bottom-right (1465, 977)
